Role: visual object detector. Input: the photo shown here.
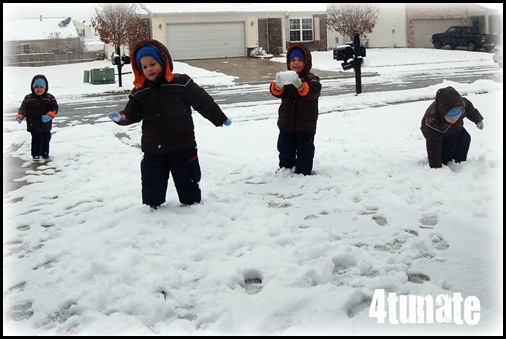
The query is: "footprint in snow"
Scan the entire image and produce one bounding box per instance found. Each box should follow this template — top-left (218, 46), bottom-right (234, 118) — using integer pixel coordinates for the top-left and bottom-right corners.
top-left (420, 215), bottom-right (438, 229)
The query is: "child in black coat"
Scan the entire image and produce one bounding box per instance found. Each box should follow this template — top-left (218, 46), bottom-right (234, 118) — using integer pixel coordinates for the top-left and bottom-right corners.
top-left (107, 40), bottom-right (231, 209)
top-left (16, 74), bottom-right (58, 160)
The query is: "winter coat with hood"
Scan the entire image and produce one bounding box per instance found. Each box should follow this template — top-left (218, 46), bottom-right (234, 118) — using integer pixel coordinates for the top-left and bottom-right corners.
top-left (118, 39), bottom-right (228, 155)
top-left (420, 86), bottom-right (484, 168)
top-left (270, 44), bottom-right (322, 134)
top-left (18, 74), bottom-right (58, 133)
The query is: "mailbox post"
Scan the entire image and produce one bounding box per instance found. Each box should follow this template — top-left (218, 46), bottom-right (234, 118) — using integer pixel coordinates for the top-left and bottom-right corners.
top-left (352, 33), bottom-right (363, 94)
top-left (333, 33), bottom-right (366, 94)
top-left (111, 47), bottom-right (131, 87)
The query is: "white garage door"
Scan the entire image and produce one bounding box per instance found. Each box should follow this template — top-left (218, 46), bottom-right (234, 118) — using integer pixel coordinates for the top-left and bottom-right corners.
top-left (413, 19), bottom-right (462, 48)
top-left (166, 22), bottom-right (246, 60)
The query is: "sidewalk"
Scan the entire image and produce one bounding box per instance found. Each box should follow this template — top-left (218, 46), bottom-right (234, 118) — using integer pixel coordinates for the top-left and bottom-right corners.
top-left (184, 57), bottom-right (355, 84)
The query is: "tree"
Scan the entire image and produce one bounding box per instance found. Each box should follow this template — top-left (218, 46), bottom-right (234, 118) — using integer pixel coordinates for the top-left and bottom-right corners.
top-left (91, 3), bottom-right (145, 53)
top-left (91, 3), bottom-right (151, 86)
top-left (326, 3), bottom-right (380, 40)
top-left (126, 17), bottom-right (151, 52)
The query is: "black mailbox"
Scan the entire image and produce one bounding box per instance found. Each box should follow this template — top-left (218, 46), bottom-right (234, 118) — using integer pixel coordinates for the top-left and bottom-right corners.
top-left (356, 46), bottom-right (366, 57)
top-left (333, 45), bottom-right (354, 62)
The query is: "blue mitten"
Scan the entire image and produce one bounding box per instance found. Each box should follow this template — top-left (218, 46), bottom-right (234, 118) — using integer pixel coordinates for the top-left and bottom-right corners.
top-left (41, 114), bottom-right (52, 123)
top-left (16, 114), bottom-right (24, 124)
top-left (222, 118), bottom-right (232, 126)
top-left (108, 111), bottom-right (126, 123)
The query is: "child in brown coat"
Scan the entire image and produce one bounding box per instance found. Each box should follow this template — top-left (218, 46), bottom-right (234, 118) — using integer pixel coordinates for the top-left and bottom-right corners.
top-left (270, 44), bottom-right (322, 175)
top-left (420, 86), bottom-right (484, 168)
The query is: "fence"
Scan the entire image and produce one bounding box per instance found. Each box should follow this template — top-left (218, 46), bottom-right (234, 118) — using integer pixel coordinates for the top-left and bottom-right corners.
top-left (3, 51), bottom-right (100, 67)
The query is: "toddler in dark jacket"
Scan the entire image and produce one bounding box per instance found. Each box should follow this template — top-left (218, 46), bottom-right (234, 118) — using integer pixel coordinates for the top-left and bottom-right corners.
top-left (16, 74), bottom-right (58, 160)
top-left (270, 44), bottom-right (322, 175)
top-left (420, 86), bottom-right (484, 168)
top-left (107, 40), bottom-right (231, 209)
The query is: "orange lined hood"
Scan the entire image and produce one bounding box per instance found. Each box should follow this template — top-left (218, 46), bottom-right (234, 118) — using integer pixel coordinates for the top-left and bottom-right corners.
top-left (131, 40), bottom-right (174, 88)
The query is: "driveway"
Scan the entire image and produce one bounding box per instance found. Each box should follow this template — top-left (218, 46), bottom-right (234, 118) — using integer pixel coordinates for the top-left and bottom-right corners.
top-left (184, 57), bottom-right (353, 84)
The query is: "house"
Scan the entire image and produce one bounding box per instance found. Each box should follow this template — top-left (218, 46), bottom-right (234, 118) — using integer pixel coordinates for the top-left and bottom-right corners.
top-left (405, 3), bottom-right (502, 48)
top-left (327, 3), bottom-right (502, 49)
top-left (132, 3), bottom-right (501, 62)
top-left (4, 16), bottom-right (81, 54)
top-left (3, 16), bottom-right (103, 66)
top-left (137, 3), bottom-right (328, 61)
top-left (73, 20), bottom-right (105, 52)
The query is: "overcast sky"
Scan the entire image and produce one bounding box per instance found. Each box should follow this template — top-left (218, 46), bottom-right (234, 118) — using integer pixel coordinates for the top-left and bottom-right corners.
top-left (3, 3), bottom-right (503, 25)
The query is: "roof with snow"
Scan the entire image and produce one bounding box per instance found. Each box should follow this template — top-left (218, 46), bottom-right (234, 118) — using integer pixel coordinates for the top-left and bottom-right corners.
top-left (140, 3), bottom-right (327, 14)
top-left (4, 17), bottom-right (79, 42)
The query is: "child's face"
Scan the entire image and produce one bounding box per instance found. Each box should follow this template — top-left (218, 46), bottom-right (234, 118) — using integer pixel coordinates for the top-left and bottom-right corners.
top-left (290, 57), bottom-right (304, 74)
top-left (139, 56), bottom-right (163, 82)
top-left (34, 86), bottom-right (46, 96)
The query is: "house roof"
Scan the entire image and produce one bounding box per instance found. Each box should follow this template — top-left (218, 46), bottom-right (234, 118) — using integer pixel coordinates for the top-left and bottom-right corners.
top-left (140, 3), bottom-right (327, 14)
top-left (4, 17), bottom-right (79, 42)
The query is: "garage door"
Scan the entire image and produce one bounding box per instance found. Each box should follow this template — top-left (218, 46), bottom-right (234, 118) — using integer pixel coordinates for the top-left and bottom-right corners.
top-left (413, 19), bottom-right (462, 48)
top-left (166, 22), bottom-right (246, 60)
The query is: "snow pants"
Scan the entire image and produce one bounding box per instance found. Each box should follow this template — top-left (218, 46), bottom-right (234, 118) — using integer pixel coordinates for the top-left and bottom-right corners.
top-left (30, 130), bottom-right (51, 158)
top-left (140, 147), bottom-right (201, 207)
top-left (441, 127), bottom-right (471, 165)
top-left (277, 128), bottom-right (315, 175)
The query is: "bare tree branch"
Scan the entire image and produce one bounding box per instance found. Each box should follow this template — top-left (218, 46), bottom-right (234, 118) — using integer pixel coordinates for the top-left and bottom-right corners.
top-left (91, 3), bottom-right (150, 52)
top-left (326, 4), bottom-right (380, 41)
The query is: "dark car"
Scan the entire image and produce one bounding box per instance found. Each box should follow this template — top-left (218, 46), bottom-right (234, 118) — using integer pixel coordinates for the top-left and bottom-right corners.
top-left (431, 26), bottom-right (499, 52)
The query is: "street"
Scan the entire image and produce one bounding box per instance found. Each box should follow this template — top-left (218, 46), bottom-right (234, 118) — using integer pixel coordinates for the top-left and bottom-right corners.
top-left (4, 62), bottom-right (502, 127)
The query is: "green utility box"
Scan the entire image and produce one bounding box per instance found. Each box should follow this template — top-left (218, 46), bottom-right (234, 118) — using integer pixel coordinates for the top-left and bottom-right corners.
top-left (90, 68), bottom-right (115, 84)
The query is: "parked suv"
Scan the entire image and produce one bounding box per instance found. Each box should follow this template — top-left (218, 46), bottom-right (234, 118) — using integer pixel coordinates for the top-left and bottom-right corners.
top-left (431, 26), bottom-right (499, 52)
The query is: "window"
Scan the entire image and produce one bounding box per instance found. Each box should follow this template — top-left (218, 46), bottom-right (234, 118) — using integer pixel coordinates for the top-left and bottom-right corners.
top-left (20, 43), bottom-right (30, 54)
top-left (289, 18), bottom-right (313, 42)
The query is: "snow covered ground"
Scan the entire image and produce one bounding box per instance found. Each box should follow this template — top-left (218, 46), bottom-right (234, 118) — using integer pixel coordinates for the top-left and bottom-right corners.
top-left (3, 48), bottom-right (503, 335)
